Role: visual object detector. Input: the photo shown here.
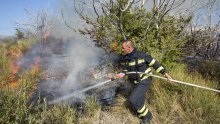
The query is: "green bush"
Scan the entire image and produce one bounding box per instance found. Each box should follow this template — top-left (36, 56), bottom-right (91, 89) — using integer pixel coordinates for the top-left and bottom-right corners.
top-left (0, 72), bottom-right (37, 124)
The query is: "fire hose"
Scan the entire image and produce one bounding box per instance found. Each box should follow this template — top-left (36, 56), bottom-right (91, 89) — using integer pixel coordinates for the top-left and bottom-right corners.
top-left (40, 72), bottom-right (219, 107)
top-left (126, 71), bottom-right (220, 93)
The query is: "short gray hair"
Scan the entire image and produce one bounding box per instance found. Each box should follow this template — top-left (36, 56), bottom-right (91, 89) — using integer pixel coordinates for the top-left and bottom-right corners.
top-left (122, 40), bottom-right (134, 48)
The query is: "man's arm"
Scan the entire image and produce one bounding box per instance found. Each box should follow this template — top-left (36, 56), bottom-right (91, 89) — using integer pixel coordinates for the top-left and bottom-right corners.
top-left (145, 54), bottom-right (172, 81)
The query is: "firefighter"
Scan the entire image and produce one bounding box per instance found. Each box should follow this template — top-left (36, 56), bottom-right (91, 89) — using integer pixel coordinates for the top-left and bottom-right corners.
top-left (116, 40), bottom-right (172, 124)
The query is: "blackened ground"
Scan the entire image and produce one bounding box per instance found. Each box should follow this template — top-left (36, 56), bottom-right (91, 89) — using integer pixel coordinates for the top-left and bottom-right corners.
top-left (25, 36), bottom-right (122, 111)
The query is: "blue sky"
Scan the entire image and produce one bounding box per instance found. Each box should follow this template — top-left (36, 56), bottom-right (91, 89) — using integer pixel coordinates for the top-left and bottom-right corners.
top-left (0, 0), bottom-right (57, 36)
top-left (0, 0), bottom-right (220, 36)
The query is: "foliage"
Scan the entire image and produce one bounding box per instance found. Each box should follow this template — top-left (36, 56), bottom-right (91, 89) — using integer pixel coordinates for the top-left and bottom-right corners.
top-left (0, 71), bottom-right (39, 123)
top-left (15, 29), bottom-right (24, 39)
top-left (17, 38), bottom-right (38, 53)
top-left (0, 39), bottom-right (40, 123)
top-left (184, 29), bottom-right (220, 60)
top-left (0, 46), bottom-right (10, 77)
top-left (78, 0), bottom-right (192, 64)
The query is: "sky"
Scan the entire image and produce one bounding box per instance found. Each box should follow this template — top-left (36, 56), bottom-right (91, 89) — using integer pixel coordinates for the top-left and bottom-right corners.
top-left (0, 0), bottom-right (220, 36)
top-left (0, 0), bottom-right (58, 36)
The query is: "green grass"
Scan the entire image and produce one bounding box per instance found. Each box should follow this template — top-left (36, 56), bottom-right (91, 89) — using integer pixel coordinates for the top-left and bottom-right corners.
top-left (0, 44), bottom-right (12, 93)
top-left (0, 72), bottom-right (38, 123)
top-left (148, 64), bottom-right (220, 123)
top-left (17, 38), bottom-right (38, 53)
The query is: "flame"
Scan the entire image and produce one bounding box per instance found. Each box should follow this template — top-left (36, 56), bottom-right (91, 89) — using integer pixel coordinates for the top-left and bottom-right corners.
top-left (8, 57), bottom-right (42, 89)
top-left (6, 48), bottom-right (22, 89)
top-left (30, 56), bottom-right (42, 75)
top-left (10, 60), bottom-right (21, 74)
top-left (2, 39), bottom-right (47, 99)
top-left (8, 77), bottom-right (19, 89)
top-left (8, 61), bottom-right (20, 89)
top-left (7, 47), bottom-right (22, 73)
top-left (6, 47), bottom-right (42, 89)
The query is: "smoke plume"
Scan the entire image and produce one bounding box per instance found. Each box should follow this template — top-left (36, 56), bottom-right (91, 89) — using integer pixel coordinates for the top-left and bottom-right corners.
top-left (19, 0), bottom-right (107, 104)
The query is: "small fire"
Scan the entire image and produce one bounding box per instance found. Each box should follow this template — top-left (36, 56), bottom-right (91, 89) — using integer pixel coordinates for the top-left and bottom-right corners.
top-left (11, 60), bottom-right (21, 74)
top-left (5, 47), bottom-right (42, 89)
top-left (8, 77), bottom-right (19, 89)
top-left (30, 56), bottom-right (42, 75)
top-left (8, 60), bottom-right (20, 89)
top-left (7, 47), bottom-right (22, 73)
top-left (6, 48), bottom-right (22, 89)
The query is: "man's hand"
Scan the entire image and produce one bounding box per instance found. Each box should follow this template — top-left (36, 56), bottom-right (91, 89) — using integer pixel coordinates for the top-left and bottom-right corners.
top-left (115, 73), bottom-right (125, 79)
top-left (164, 73), bottom-right (172, 82)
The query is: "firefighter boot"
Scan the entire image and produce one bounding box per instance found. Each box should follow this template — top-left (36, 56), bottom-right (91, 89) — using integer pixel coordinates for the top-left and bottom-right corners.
top-left (140, 111), bottom-right (152, 124)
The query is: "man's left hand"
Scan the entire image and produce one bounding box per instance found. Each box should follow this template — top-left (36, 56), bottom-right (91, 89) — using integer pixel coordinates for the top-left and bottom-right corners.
top-left (164, 73), bottom-right (172, 82)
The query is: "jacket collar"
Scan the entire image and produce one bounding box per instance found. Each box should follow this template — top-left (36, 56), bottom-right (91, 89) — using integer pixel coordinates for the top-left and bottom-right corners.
top-left (124, 48), bottom-right (137, 61)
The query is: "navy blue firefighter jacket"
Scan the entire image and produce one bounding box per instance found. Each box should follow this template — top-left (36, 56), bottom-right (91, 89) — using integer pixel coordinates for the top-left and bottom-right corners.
top-left (118, 48), bottom-right (166, 83)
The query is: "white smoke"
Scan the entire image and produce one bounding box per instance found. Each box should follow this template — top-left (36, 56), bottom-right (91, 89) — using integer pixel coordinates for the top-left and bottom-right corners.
top-left (19, 0), bottom-right (107, 104)
top-left (58, 36), bottom-right (104, 95)
top-left (44, 1), bottom-right (107, 104)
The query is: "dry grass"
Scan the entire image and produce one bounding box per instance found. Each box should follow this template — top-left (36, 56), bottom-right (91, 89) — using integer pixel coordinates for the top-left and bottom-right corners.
top-left (148, 64), bottom-right (220, 124)
top-left (0, 39), bottom-right (219, 124)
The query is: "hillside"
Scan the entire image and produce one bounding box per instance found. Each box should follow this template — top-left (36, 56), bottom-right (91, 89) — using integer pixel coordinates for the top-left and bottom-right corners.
top-left (0, 37), bottom-right (219, 124)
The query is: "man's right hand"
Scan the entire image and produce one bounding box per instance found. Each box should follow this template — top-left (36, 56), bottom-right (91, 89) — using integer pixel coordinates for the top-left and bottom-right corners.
top-left (116, 73), bottom-right (125, 79)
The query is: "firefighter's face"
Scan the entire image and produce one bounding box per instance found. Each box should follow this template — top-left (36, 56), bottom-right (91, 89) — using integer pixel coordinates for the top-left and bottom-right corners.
top-left (122, 43), bottom-right (132, 54)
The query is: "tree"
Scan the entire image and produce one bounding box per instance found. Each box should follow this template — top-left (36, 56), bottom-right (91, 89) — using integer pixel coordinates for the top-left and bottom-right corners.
top-left (15, 28), bottom-right (24, 39)
top-left (15, 9), bottom-right (50, 39)
top-left (185, 1), bottom-right (220, 60)
top-left (74, 0), bottom-right (192, 64)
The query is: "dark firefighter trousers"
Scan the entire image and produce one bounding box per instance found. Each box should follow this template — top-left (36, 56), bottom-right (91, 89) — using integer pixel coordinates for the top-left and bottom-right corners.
top-left (128, 77), bottom-right (152, 118)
